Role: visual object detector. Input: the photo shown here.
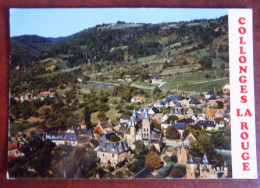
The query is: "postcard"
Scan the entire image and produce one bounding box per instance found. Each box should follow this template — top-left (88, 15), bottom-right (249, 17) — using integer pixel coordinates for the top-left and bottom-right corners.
top-left (7, 8), bottom-right (257, 179)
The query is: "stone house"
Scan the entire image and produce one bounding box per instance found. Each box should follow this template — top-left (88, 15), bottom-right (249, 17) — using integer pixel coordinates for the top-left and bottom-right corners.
top-left (97, 140), bottom-right (131, 168)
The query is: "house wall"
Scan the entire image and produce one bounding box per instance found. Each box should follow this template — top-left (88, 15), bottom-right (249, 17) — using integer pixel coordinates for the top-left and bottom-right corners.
top-left (186, 163), bottom-right (196, 179)
top-left (97, 151), bottom-right (130, 168)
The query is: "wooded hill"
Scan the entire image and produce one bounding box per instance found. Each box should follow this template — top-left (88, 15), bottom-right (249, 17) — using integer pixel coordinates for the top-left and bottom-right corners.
top-left (10, 16), bottom-right (228, 69)
top-left (10, 15), bottom-right (229, 95)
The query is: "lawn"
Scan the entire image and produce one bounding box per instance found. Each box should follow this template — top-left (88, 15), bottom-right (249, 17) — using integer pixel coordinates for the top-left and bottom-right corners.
top-left (179, 78), bottom-right (229, 93)
top-left (79, 83), bottom-right (112, 94)
top-left (9, 121), bottom-right (37, 136)
top-left (189, 49), bottom-right (210, 58)
top-left (212, 58), bottom-right (226, 69)
top-left (168, 42), bottom-right (182, 48)
top-left (161, 70), bottom-right (229, 92)
top-left (91, 108), bottom-right (122, 125)
top-left (132, 81), bottom-right (155, 88)
top-left (136, 55), bottom-right (157, 63)
top-left (160, 65), bottom-right (198, 76)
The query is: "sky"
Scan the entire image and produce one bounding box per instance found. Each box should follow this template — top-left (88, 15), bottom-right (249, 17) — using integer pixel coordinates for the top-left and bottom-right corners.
top-left (10, 8), bottom-right (228, 38)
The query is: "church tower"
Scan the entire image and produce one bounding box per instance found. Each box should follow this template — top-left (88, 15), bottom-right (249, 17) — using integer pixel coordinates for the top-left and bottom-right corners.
top-left (130, 118), bottom-right (136, 139)
top-left (142, 108), bottom-right (150, 139)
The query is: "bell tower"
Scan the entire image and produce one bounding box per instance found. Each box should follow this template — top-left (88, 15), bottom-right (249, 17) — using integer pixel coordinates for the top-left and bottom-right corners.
top-left (142, 108), bottom-right (150, 139)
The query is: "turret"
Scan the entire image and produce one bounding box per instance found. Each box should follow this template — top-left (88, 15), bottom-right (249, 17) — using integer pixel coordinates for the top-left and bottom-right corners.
top-left (143, 108), bottom-right (149, 119)
top-left (202, 154), bottom-right (209, 164)
top-left (132, 108), bottom-right (137, 121)
top-left (186, 157), bottom-right (196, 178)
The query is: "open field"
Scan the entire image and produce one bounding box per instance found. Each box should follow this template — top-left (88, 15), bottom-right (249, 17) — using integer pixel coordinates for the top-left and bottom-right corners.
top-left (160, 65), bottom-right (199, 76)
top-left (91, 108), bottom-right (122, 125)
top-left (179, 78), bottom-right (229, 93)
top-left (189, 49), bottom-right (210, 58)
top-left (136, 54), bottom-right (157, 63)
top-left (161, 70), bottom-right (229, 91)
top-left (10, 121), bottom-right (37, 136)
top-left (212, 58), bottom-right (226, 69)
top-left (79, 83), bottom-right (112, 94)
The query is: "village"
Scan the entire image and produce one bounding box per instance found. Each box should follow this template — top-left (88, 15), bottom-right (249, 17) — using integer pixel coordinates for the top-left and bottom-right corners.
top-left (8, 13), bottom-right (232, 179)
top-left (8, 79), bottom-right (231, 179)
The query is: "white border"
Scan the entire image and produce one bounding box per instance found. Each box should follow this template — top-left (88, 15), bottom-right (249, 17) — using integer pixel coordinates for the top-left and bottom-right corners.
top-left (229, 9), bottom-right (257, 179)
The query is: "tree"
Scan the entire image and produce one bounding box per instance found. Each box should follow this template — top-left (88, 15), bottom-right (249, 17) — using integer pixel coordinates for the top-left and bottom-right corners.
top-left (168, 115), bottom-right (178, 123)
top-left (145, 151), bottom-right (162, 171)
top-left (188, 133), bottom-right (216, 159)
top-left (182, 129), bottom-right (190, 140)
top-left (166, 126), bottom-right (180, 139)
top-left (199, 57), bottom-right (212, 70)
top-left (109, 134), bottom-right (120, 142)
top-left (182, 59), bottom-right (188, 65)
top-left (133, 140), bottom-right (148, 159)
top-left (84, 106), bottom-right (92, 128)
top-left (38, 107), bottom-right (50, 118)
top-left (98, 103), bottom-right (109, 112)
top-left (8, 137), bottom-right (55, 178)
top-left (97, 111), bottom-right (108, 121)
top-left (151, 120), bottom-right (161, 131)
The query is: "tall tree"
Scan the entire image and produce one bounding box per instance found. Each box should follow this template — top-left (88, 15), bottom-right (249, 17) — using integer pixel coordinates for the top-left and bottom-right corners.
top-left (84, 106), bottom-right (92, 129)
top-left (166, 126), bottom-right (180, 139)
top-left (145, 151), bottom-right (162, 172)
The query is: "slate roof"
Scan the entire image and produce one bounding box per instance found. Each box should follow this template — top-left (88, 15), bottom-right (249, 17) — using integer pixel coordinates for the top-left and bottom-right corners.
top-left (208, 96), bottom-right (217, 100)
top-left (187, 154), bottom-right (212, 165)
top-left (187, 156), bottom-right (201, 164)
top-left (178, 118), bottom-right (195, 124)
top-left (197, 120), bottom-right (216, 128)
top-left (118, 123), bottom-right (129, 133)
top-left (151, 107), bottom-right (160, 114)
top-left (177, 109), bottom-right (184, 115)
top-left (150, 129), bottom-right (161, 140)
top-left (153, 75), bottom-right (161, 80)
top-left (97, 140), bottom-right (130, 154)
top-left (165, 95), bottom-right (182, 102)
top-left (143, 108), bottom-right (149, 119)
top-left (46, 132), bottom-right (78, 141)
top-left (121, 115), bottom-right (131, 120)
top-left (162, 119), bottom-right (170, 124)
top-left (171, 123), bottom-right (187, 130)
top-left (100, 132), bottom-right (120, 143)
top-left (169, 108), bottom-right (176, 115)
top-left (175, 102), bottom-right (182, 107)
top-left (206, 91), bottom-right (214, 95)
top-left (85, 128), bottom-right (94, 137)
top-left (138, 107), bottom-right (150, 113)
top-left (86, 139), bottom-right (100, 148)
top-left (190, 98), bottom-right (199, 104)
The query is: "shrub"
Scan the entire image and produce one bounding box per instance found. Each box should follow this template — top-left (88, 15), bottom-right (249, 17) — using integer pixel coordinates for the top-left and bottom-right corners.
top-left (156, 164), bottom-right (173, 178)
top-left (117, 160), bottom-right (126, 168)
top-left (108, 166), bottom-right (115, 172)
top-left (163, 155), bottom-right (177, 163)
top-left (115, 171), bottom-right (124, 178)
